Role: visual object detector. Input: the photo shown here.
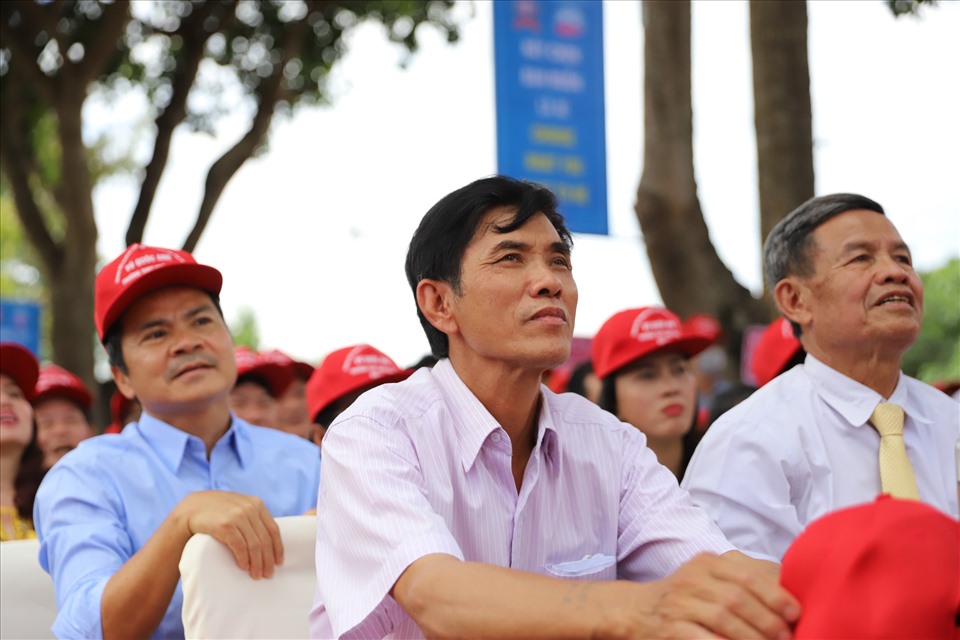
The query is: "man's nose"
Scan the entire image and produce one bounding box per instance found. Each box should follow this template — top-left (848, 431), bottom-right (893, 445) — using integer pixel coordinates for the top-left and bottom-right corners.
top-left (531, 262), bottom-right (563, 297)
top-left (170, 327), bottom-right (203, 354)
top-left (876, 254), bottom-right (910, 283)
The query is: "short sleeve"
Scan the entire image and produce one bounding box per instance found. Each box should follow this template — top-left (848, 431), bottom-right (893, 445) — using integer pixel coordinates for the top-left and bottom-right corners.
top-left (681, 415), bottom-right (803, 562)
top-left (314, 412), bottom-right (464, 638)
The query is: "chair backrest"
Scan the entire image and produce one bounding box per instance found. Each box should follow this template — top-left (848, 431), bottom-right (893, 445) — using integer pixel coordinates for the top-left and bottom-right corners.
top-left (180, 514), bottom-right (317, 639)
top-left (0, 538), bottom-right (57, 639)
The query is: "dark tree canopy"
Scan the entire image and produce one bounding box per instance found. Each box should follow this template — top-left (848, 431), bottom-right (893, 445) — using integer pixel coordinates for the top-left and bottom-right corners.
top-left (0, 0), bottom-right (461, 422)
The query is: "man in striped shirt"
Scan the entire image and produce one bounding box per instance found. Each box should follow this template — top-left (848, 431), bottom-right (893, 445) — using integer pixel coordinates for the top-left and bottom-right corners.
top-left (311, 176), bottom-right (799, 639)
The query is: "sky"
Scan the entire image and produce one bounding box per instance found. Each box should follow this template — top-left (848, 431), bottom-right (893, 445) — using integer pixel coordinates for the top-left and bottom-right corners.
top-left (89, 0), bottom-right (960, 369)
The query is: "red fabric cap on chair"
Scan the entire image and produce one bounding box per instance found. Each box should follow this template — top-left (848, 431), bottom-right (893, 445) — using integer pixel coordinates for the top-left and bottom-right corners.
top-left (0, 342), bottom-right (40, 398)
top-left (95, 244), bottom-right (222, 340)
top-left (305, 344), bottom-right (412, 422)
top-left (234, 347), bottom-right (295, 399)
top-left (591, 307), bottom-right (713, 379)
top-left (32, 364), bottom-right (93, 409)
top-left (750, 317), bottom-right (802, 386)
top-left (781, 495), bottom-right (960, 639)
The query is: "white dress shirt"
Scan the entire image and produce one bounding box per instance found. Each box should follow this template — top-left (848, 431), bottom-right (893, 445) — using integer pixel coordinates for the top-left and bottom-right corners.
top-left (311, 359), bottom-right (733, 639)
top-left (681, 354), bottom-right (960, 562)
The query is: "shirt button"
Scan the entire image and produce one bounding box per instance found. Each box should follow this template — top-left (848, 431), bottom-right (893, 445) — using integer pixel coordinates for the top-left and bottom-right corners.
top-left (491, 432), bottom-right (502, 443)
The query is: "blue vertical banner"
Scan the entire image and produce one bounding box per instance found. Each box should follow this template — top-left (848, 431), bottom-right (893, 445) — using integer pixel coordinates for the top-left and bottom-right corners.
top-left (0, 299), bottom-right (42, 356)
top-left (494, 0), bottom-right (608, 235)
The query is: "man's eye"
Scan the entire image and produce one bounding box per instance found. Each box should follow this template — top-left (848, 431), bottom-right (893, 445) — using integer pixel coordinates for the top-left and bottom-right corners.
top-left (500, 254), bottom-right (521, 263)
top-left (553, 256), bottom-right (572, 269)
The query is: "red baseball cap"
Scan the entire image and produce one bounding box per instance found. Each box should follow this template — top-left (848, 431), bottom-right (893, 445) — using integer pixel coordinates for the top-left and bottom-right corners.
top-left (781, 496), bottom-right (960, 639)
top-left (259, 349), bottom-right (315, 382)
top-left (306, 344), bottom-right (412, 422)
top-left (32, 364), bottom-right (93, 409)
top-left (683, 313), bottom-right (723, 345)
top-left (591, 307), bottom-right (714, 379)
top-left (95, 243), bottom-right (222, 340)
top-left (750, 317), bottom-right (802, 387)
top-left (234, 346), bottom-right (295, 398)
top-left (0, 342), bottom-right (40, 397)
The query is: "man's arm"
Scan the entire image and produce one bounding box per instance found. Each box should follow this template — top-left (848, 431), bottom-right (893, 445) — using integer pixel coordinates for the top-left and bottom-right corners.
top-left (393, 552), bottom-right (799, 640)
top-left (100, 491), bottom-right (283, 639)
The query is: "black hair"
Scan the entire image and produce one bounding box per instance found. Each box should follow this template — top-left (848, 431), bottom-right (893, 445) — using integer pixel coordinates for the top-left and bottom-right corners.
top-left (763, 193), bottom-right (885, 337)
top-left (14, 423), bottom-right (45, 522)
top-left (704, 383), bottom-right (758, 430)
top-left (404, 175), bottom-right (573, 358)
top-left (103, 292), bottom-right (224, 373)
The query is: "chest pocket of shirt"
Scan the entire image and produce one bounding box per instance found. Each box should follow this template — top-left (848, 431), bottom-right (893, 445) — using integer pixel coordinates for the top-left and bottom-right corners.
top-left (545, 554), bottom-right (617, 581)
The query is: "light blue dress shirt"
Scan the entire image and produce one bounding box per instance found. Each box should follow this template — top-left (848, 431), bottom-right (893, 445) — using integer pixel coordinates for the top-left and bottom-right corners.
top-left (34, 412), bottom-right (320, 639)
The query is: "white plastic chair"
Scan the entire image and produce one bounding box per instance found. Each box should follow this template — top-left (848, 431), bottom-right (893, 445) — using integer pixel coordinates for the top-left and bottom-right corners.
top-left (179, 515), bottom-right (317, 639)
top-left (0, 538), bottom-right (57, 639)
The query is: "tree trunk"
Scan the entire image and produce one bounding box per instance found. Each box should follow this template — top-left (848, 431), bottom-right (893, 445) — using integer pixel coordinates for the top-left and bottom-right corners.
top-left (47, 77), bottom-right (100, 415)
top-left (636, 0), bottom-right (768, 370)
top-left (750, 0), bottom-right (814, 294)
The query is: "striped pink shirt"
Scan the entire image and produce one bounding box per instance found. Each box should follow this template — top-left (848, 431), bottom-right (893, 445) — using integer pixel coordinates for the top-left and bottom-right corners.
top-left (310, 359), bottom-right (733, 638)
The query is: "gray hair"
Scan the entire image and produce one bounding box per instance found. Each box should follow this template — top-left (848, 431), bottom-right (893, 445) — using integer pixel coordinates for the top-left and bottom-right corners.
top-left (763, 193), bottom-right (885, 336)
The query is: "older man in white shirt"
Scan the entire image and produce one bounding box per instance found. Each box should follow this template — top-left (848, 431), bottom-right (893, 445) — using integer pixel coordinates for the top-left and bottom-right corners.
top-left (682, 193), bottom-right (959, 562)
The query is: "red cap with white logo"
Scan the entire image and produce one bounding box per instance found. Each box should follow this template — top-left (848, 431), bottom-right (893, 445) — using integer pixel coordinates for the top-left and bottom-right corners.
top-left (32, 364), bottom-right (93, 409)
top-left (306, 344), bottom-right (412, 422)
top-left (259, 349), bottom-right (314, 382)
top-left (591, 306), bottom-right (713, 379)
top-left (94, 244), bottom-right (222, 340)
top-left (234, 346), bottom-right (295, 398)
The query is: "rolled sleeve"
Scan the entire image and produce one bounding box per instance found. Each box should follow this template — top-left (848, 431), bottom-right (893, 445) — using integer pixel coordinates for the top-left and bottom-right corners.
top-left (681, 416), bottom-right (802, 562)
top-left (314, 413), bottom-right (463, 638)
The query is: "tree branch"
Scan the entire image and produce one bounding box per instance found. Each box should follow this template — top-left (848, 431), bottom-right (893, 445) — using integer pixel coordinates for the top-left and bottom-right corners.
top-left (0, 18), bottom-right (54, 103)
top-left (127, 2), bottom-right (235, 246)
top-left (182, 16), bottom-right (309, 252)
top-left (75, 1), bottom-right (131, 84)
top-left (0, 85), bottom-right (59, 271)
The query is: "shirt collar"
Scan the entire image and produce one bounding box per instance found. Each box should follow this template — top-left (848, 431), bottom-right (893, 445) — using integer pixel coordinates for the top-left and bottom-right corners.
top-left (431, 359), bottom-right (557, 472)
top-left (803, 354), bottom-right (933, 428)
top-left (135, 411), bottom-right (250, 474)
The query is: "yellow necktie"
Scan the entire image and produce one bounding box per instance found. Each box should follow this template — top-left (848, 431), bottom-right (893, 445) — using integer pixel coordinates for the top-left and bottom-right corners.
top-left (869, 402), bottom-right (920, 500)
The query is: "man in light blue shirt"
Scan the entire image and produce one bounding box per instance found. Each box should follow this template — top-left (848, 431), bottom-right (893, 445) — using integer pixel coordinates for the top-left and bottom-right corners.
top-left (34, 244), bottom-right (320, 639)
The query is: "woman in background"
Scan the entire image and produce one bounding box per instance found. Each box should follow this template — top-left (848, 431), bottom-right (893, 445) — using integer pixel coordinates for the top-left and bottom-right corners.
top-left (591, 307), bottom-right (712, 479)
top-left (0, 342), bottom-right (44, 541)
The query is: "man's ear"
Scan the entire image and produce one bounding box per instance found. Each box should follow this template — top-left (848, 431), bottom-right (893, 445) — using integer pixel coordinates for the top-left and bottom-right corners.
top-left (416, 279), bottom-right (459, 338)
top-left (112, 366), bottom-right (136, 401)
top-left (774, 277), bottom-right (812, 330)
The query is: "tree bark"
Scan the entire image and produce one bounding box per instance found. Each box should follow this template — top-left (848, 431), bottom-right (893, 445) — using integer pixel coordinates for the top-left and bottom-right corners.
top-left (635, 0), bottom-right (768, 369)
top-left (49, 77), bottom-right (99, 400)
top-left (750, 0), bottom-right (814, 292)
